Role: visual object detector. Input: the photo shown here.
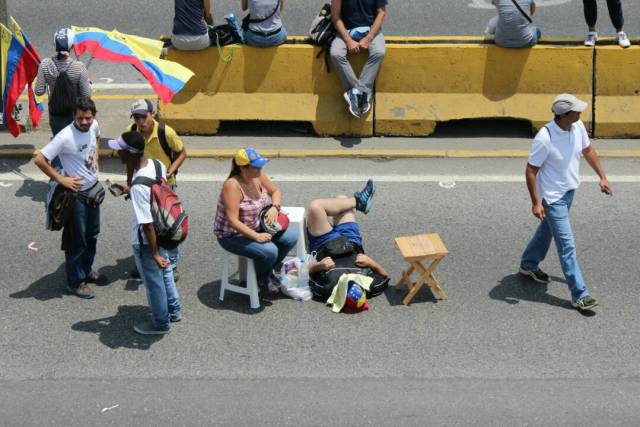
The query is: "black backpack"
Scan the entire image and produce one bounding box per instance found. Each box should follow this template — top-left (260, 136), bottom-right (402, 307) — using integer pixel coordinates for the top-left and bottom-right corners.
top-left (309, 236), bottom-right (390, 299)
top-left (308, 4), bottom-right (337, 72)
top-left (48, 59), bottom-right (77, 116)
top-left (131, 121), bottom-right (179, 176)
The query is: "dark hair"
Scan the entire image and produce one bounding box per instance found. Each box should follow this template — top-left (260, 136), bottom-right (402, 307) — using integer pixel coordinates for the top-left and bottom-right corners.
top-left (56, 52), bottom-right (68, 60)
top-left (73, 97), bottom-right (97, 116)
top-left (227, 158), bottom-right (243, 179)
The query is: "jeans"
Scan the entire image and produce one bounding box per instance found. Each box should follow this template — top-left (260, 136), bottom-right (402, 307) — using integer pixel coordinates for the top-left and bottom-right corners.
top-left (330, 33), bottom-right (385, 95)
top-left (520, 190), bottom-right (590, 304)
top-left (218, 227), bottom-right (299, 280)
top-left (583, 0), bottom-right (624, 30)
top-left (245, 27), bottom-right (288, 47)
top-left (65, 198), bottom-right (100, 290)
top-left (133, 244), bottom-right (181, 331)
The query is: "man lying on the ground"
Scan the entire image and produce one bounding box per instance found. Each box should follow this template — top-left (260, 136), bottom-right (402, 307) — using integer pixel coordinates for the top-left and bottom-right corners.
top-left (305, 180), bottom-right (389, 298)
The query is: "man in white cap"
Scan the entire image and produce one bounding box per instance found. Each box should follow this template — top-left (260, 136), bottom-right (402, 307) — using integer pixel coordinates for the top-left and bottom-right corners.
top-left (108, 131), bottom-right (182, 334)
top-left (518, 94), bottom-right (612, 311)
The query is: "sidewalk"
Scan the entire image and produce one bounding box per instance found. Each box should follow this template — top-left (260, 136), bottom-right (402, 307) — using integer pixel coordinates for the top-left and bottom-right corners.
top-left (2, 95), bottom-right (639, 159)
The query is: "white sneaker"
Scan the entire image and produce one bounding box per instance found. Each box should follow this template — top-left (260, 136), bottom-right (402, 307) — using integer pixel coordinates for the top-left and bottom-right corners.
top-left (617, 32), bottom-right (631, 49)
top-left (584, 31), bottom-right (598, 47)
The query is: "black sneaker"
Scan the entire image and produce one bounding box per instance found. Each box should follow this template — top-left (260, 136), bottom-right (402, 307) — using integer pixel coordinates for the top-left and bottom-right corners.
top-left (170, 313), bottom-right (182, 323)
top-left (354, 179), bottom-right (376, 214)
top-left (133, 321), bottom-right (170, 335)
top-left (343, 89), bottom-right (362, 119)
top-left (573, 295), bottom-right (598, 310)
top-left (519, 267), bottom-right (551, 284)
top-left (130, 269), bottom-right (140, 279)
top-left (172, 267), bottom-right (180, 283)
top-left (86, 271), bottom-right (107, 285)
top-left (359, 92), bottom-right (371, 115)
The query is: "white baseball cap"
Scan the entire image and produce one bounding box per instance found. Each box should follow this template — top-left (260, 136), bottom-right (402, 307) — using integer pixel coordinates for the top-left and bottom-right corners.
top-left (552, 93), bottom-right (588, 115)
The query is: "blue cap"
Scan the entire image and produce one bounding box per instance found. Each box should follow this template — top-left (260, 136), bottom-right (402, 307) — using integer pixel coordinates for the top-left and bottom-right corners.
top-left (234, 147), bottom-right (270, 169)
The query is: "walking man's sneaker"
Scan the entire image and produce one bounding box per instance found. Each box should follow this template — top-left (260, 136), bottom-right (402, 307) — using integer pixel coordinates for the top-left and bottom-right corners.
top-left (354, 179), bottom-right (376, 214)
top-left (66, 283), bottom-right (95, 299)
top-left (133, 321), bottom-right (170, 335)
top-left (359, 92), bottom-right (371, 116)
top-left (170, 313), bottom-right (182, 323)
top-left (573, 295), bottom-right (598, 311)
top-left (173, 267), bottom-right (180, 283)
top-left (344, 88), bottom-right (362, 119)
top-left (584, 31), bottom-right (598, 47)
top-left (617, 31), bottom-right (631, 48)
top-left (519, 267), bottom-right (551, 284)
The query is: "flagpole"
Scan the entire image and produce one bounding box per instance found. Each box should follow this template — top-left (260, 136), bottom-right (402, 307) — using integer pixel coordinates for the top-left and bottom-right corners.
top-left (0, 0), bottom-right (6, 115)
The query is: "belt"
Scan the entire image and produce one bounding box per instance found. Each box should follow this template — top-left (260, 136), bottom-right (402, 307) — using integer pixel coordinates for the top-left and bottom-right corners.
top-left (248, 27), bottom-right (283, 37)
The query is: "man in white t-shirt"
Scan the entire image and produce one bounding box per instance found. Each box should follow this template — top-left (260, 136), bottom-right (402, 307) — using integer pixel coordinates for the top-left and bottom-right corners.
top-left (519, 93), bottom-right (612, 311)
top-left (34, 97), bottom-right (105, 299)
top-left (108, 131), bottom-right (182, 335)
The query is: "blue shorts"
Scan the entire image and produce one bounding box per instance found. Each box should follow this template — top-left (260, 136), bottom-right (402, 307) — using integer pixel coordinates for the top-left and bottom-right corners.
top-left (308, 222), bottom-right (363, 254)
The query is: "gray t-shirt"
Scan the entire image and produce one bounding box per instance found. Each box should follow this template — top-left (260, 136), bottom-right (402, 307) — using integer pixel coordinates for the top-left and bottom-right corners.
top-left (494, 0), bottom-right (536, 48)
top-left (248, 0), bottom-right (283, 34)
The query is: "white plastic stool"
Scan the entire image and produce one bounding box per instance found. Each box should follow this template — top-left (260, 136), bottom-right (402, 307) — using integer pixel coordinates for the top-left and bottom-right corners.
top-left (220, 251), bottom-right (260, 309)
top-left (281, 206), bottom-right (307, 260)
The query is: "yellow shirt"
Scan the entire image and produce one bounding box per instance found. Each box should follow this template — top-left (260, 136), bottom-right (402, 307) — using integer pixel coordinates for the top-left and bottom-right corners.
top-left (127, 120), bottom-right (183, 186)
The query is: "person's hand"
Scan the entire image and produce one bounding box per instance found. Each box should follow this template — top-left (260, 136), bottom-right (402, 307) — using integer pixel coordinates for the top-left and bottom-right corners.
top-left (153, 254), bottom-right (170, 269)
top-left (122, 185), bottom-right (130, 194)
top-left (254, 233), bottom-right (273, 243)
top-left (347, 38), bottom-right (360, 54)
top-left (355, 254), bottom-right (373, 268)
top-left (318, 257), bottom-right (335, 271)
top-left (600, 178), bottom-right (613, 196)
top-left (60, 176), bottom-right (84, 192)
top-left (359, 36), bottom-right (372, 49)
top-left (265, 206), bottom-right (279, 226)
top-left (532, 202), bottom-right (545, 220)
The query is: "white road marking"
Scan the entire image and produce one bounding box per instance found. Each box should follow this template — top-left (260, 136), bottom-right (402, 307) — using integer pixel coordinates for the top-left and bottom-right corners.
top-left (98, 78), bottom-right (114, 84)
top-left (100, 404), bottom-right (119, 413)
top-left (469, 0), bottom-right (571, 8)
top-left (1, 172), bottom-right (640, 183)
top-left (28, 242), bottom-right (38, 252)
top-left (0, 182), bottom-right (12, 187)
top-left (439, 180), bottom-right (457, 189)
top-left (92, 83), bottom-right (152, 90)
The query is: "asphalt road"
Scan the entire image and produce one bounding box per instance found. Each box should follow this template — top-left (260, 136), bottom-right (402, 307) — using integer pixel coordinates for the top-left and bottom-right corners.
top-left (1, 157), bottom-right (639, 425)
top-left (9, 0), bottom-right (640, 84)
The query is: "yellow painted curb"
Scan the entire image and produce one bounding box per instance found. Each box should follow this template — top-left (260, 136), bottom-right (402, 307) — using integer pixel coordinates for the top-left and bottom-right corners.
top-left (3, 148), bottom-right (640, 159)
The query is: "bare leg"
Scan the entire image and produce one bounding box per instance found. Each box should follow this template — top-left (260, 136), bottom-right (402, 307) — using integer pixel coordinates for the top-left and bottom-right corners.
top-left (306, 195), bottom-right (357, 237)
top-left (332, 194), bottom-right (357, 225)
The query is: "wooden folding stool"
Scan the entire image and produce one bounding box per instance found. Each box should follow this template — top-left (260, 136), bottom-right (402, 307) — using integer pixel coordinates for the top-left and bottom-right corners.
top-left (394, 233), bottom-right (448, 305)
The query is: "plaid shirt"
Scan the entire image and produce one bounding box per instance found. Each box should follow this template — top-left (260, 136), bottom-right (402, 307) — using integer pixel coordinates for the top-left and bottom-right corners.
top-left (214, 182), bottom-right (272, 238)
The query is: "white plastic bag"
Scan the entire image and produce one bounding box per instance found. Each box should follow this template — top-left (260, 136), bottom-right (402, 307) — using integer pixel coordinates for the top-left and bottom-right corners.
top-left (279, 255), bottom-right (313, 301)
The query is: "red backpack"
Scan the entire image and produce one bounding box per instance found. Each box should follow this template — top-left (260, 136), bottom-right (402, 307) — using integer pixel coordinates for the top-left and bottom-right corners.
top-left (132, 160), bottom-right (189, 249)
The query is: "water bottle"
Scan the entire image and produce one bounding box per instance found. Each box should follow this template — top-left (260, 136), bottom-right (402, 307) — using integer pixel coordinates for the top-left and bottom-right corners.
top-left (297, 259), bottom-right (309, 288)
top-left (224, 13), bottom-right (245, 44)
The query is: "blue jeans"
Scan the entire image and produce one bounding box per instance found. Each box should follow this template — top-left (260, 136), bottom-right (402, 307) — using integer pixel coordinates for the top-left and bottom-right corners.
top-left (218, 227), bottom-right (299, 280)
top-left (244, 27), bottom-right (288, 47)
top-left (65, 199), bottom-right (100, 290)
top-left (520, 190), bottom-right (590, 303)
top-left (133, 244), bottom-right (181, 331)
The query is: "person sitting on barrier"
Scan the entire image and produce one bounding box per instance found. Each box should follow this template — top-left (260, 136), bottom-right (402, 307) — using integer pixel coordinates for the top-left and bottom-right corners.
top-left (582, 0), bottom-right (630, 48)
top-left (305, 180), bottom-right (389, 299)
top-left (330, 0), bottom-right (387, 119)
top-left (171, 0), bottom-right (214, 51)
top-left (215, 148), bottom-right (299, 292)
top-left (485, 0), bottom-right (541, 48)
top-left (240, 0), bottom-right (288, 47)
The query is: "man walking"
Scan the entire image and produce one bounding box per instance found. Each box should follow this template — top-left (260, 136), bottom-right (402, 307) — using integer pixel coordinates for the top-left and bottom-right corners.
top-left (330, 0), bottom-right (387, 119)
top-left (108, 131), bottom-right (182, 334)
top-left (519, 94), bottom-right (612, 311)
top-left (34, 98), bottom-right (105, 298)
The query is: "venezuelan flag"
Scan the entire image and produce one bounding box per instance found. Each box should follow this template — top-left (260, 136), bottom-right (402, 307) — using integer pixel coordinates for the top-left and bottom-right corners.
top-left (1, 24), bottom-right (39, 137)
top-left (10, 17), bottom-right (43, 128)
top-left (72, 26), bottom-right (194, 104)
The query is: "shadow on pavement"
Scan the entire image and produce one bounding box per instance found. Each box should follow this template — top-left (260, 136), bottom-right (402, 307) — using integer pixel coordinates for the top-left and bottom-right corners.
top-left (383, 283), bottom-right (438, 306)
top-left (197, 280), bottom-right (268, 314)
top-left (14, 179), bottom-right (49, 203)
top-left (95, 256), bottom-right (137, 287)
top-left (71, 305), bottom-right (163, 349)
top-left (490, 274), bottom-right (596, 317)
top-left (0, 155), bottom-right (33, 174)
top-left (335, 137), bottom-right (363, 148)
top-left (10, 263), bottom-right (67, 301)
